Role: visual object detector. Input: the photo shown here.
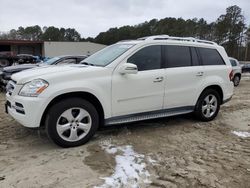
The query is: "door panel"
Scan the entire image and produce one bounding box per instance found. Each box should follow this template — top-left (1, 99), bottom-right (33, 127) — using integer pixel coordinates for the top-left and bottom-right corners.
top-left (112, 69), bottom-right (165, 116)
top-left (164, 66), bottom-right (204, 108)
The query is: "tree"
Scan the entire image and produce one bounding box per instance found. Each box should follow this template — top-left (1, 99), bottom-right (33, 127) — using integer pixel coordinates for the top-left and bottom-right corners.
top-left (41, 26), bottom-right (61, 41)
top-left (64, 28), bottom-right (81, 41)
top-left (24, 25), bottom-right (43, 40)
top-left (214, 5), bottom-right (245, 57)
top-left (8, 29), bottom-right (18, 39)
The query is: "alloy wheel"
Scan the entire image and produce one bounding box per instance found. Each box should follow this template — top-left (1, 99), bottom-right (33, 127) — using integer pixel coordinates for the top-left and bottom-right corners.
top-left (56, 108), bottom-right (92, 142)
top-left (202, 94), bottom-right (218, 118)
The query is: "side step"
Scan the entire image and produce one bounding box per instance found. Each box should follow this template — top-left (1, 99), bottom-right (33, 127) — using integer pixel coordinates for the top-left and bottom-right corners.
top-left (105, 106), bottom-right (194, 125)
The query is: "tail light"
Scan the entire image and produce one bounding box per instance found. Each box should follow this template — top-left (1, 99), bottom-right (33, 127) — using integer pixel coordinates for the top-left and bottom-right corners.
top-left (229, 69), bottom-right (234, 81)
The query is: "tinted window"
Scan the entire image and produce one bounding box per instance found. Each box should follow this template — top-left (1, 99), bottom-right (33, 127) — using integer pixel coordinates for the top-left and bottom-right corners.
top-left (191, 47), bottom-right (200, 66)
top-left (166, 46), bottom-right (191, 68)
top-left (230, 59), bottom-right (237, 67)
top-left (57, 58), bottom-right (77, 65)
top-left (199, 48), bottom-right (225, 65)
top-left (44, 57), bottom-right (60, 65)
top-left (127, 45), bottom-right (161, 71)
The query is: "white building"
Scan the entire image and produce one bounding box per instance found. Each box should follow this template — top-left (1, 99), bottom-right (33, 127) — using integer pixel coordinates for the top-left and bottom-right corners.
top-left (43, 41), bottom-right (106, 57)
top-left (0, 40), bottom-right (106, 57)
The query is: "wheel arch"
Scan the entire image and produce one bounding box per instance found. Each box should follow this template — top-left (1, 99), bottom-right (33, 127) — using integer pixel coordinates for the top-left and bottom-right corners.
top-left (40, 91), bottom-right (105, 128)
top-left (198, 85), bottom-right (224, 105)
top-left (234, 73), bottom-right (241, 79)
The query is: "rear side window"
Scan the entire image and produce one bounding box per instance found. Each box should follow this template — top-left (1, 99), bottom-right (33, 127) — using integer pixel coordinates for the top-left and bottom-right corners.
top-left (128, 45), bottom-right (161, 71)
top-left (199, 48), bottom-right (225, 65)
top-left (230, 59), bottom-right (237, 67)
top-left (165, 46), bottom-right (191, 68)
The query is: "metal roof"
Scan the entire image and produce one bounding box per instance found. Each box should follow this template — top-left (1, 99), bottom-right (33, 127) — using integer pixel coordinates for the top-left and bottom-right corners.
top-left (0, 40), bottom-right (43, 45)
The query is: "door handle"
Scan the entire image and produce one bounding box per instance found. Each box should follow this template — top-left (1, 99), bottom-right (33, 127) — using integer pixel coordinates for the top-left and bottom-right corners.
top-left (153, 76), bottom-right (164, 82)
top-left (196, 72), bottom-right (204, 77)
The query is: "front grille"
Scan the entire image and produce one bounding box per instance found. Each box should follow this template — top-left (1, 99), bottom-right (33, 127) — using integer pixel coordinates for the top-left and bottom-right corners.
top-left (6, 80), bottom-right (16, 95)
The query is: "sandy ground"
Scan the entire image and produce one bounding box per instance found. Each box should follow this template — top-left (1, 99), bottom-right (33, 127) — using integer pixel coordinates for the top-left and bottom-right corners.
top-left (0, 76), bottom-right (250, 188)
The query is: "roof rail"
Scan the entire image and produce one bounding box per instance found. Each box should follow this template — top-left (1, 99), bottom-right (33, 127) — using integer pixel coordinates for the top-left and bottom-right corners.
top-left (138, 35), bottom-right (170, 40)
top-left (138, 35), bottom-right (217, 45)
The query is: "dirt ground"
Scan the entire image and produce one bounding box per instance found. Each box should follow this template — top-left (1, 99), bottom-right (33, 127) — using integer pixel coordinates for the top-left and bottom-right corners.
top-left (0, 76), bottom-right (250, 188)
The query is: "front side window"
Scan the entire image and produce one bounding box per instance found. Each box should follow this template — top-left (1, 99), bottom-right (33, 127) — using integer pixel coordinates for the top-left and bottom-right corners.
top-left (199, 48), bottom-right (225, 66)
top-left (82, 43), bottom-right (134, 66)
top-left (127, 45), bottom-right (161, 71)
top-left (166, 46), bottom-right (192, 68)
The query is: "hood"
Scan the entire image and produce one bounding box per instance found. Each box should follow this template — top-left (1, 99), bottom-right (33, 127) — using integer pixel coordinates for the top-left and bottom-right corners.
top-left (11, 64), bottom-right (99, 84)
top-left (3, 64), bottom-right (39, 73)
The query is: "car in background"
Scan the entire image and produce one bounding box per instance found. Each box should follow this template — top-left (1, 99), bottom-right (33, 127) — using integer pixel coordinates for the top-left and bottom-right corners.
top-left (241, 63), bottom-right (250, 73)
top-left (16, 54), bottom-right (38, 64)
top-left (229, 57), bottom-right (242, 86)
top-left (0, 55), bottom-right (87, 88)
top-left (0, 52), bottom-right (42, 68)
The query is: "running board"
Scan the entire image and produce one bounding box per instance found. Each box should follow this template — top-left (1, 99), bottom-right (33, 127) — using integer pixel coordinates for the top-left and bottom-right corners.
top-left (105, 106), bottom-right (194, 125)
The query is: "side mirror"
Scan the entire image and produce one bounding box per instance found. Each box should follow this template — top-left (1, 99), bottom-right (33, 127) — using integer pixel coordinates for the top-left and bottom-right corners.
top-left (119, 63), bottom-right (138, 74)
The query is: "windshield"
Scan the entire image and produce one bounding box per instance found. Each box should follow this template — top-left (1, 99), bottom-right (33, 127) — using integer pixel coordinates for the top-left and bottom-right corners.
top-left (44, 57), bottom-right (60, 65)
top-left (82, 43), bottom-right (134, 66)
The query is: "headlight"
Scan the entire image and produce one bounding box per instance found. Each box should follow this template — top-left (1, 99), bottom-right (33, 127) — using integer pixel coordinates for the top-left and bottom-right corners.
top-left (19, 79), bottom-right (49, 97)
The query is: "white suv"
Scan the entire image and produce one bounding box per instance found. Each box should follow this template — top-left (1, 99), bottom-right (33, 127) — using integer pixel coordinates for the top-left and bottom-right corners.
top-left (5, 35), bottom-right (234, 147)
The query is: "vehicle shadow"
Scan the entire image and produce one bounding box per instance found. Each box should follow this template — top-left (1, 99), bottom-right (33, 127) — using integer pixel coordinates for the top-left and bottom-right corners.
top-left (17, 113), bottom-right (197, 149)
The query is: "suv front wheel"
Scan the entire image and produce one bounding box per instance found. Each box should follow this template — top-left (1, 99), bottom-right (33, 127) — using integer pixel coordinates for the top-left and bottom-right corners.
top-left (46, 98), bottom-right (99, 147)
top-left (194, 89), bottom-right (221, 121)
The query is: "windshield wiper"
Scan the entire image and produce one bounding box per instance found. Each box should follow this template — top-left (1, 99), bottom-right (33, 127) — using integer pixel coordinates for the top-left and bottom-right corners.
top-left (81, 62), bottom-right (95, 66)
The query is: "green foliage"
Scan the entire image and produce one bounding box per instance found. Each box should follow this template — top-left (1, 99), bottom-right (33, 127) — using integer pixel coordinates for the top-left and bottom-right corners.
top-left (41, 26), bottom-right (81, 41)
top-left (93, 17), bottom-right (218, 45)
top-left (214, 5), bottom-right (245, 57)
top-left (0, 26), bottom-right (81, 42)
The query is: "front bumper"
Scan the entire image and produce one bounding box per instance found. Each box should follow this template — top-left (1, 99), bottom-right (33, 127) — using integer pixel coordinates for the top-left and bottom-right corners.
top-left (5, 93), bottom-right (47, 128)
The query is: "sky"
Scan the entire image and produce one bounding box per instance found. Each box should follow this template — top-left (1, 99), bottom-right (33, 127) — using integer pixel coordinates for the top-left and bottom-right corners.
top-left (0, 0), bottom-right (249, 38)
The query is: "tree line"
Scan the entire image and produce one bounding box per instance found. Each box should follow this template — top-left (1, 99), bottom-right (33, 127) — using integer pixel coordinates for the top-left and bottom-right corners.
top-left (0, 5), bottom-right (249, 60)
top-left (0, 26), bottom-right (81, 42)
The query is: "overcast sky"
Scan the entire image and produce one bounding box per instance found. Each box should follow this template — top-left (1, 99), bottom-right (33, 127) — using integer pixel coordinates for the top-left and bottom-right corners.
top-left (0, 0), bottom-right (249, 38)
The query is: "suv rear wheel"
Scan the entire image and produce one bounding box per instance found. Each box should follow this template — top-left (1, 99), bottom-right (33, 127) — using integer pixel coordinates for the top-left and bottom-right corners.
top-left (194, 89), bottom-right (221, 121)
top-left (46, 98), bottom-right (99, 147)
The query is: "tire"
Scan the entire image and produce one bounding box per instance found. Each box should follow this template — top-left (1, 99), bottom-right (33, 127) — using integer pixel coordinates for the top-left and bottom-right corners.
top-left (233, 75), bottom-right (240, 87)
top-left (0, 59), bottom-right (10, 67)
top-left (46, 98), bottom-right (99, 147)
top-left (194, 89), bottom-right (221, 122)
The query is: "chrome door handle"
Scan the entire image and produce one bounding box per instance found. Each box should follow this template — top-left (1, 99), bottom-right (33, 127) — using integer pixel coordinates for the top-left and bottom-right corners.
top-left (196, 72), bottom-right (204, 77)
top-left (153, 77), bottom-right (164, 82)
